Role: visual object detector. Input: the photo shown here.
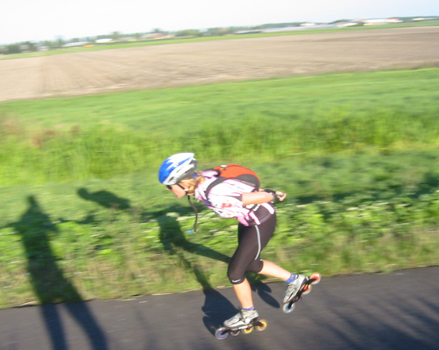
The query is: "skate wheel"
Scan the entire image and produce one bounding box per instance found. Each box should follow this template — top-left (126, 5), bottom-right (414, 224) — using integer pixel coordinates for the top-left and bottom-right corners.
top-left (310, 273), bottom-right (321, 284)
top-left (302, 284), bottom-right (312, 295)
top-left (215, 327), bottom-right (228, 340)
top-left (282, 302), bottom-right (296, 313)
top-left (230, 330), bottom-right (240, 337)
top-left (256, 319), bottom-right (268, 332)
top-left (243, 326), bottom-right (253, 334)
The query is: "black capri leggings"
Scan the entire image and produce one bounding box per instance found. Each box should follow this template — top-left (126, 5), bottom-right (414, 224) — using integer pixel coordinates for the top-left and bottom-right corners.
top-left (227, 213), bottom-right (277, 284)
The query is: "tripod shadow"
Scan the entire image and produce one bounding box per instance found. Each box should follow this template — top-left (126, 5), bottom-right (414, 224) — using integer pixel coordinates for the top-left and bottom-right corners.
top-left (7, 195), bottom-right (107, 350)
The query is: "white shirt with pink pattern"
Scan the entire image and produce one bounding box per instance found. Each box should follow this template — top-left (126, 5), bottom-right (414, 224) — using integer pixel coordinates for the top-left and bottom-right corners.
top-left (195, 170), bottom-right (275, 226)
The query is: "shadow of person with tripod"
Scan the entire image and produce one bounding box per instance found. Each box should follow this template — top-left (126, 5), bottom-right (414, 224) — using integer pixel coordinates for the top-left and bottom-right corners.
top-left (8, 195), bottom-right (107, 350)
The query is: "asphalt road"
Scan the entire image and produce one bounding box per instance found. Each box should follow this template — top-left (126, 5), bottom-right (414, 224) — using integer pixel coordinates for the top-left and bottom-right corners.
top-left (1, 266), bottom-right (439, 350)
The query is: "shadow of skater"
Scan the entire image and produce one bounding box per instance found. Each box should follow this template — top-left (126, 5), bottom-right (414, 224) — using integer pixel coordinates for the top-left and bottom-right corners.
top-left (156, 209), bottom-right (236, 335)
top-left (157, 206), bottom-right (231, 264)
top-left (251, 282), bottom-right (280, 309)
top-left (159, 220), bottom-right (279, 335)
top-left (10, 195), bottom-right (108, 350)
top-left (196, 266), bottom-right (238, 336)
top-left (157, 210), bottom-right (282, 333)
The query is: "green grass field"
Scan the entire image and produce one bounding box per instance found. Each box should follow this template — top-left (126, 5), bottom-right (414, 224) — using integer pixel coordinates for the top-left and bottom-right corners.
top-left (1, 67), bottom-right (439, 308)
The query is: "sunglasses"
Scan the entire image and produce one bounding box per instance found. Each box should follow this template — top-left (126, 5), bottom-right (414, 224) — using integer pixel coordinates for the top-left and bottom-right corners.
top-left (166, 184), bottom-right (186, 191)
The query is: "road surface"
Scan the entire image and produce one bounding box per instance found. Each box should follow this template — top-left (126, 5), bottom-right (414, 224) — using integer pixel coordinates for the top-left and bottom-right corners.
top-left (1, 266), bottom-right (438, 350)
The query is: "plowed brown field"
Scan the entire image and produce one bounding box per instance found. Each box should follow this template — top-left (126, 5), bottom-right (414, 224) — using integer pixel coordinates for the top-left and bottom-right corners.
top-left (1, 27), bottom-right (438, 102)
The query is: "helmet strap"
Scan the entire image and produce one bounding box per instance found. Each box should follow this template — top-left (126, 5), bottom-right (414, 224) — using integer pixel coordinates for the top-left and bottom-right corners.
top-left (187, 196), bottom-right (198, 232)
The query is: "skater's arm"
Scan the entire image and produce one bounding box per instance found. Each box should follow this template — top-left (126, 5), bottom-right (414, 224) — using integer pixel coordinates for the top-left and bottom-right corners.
top-left (241, 190), bottom-right (286, 206)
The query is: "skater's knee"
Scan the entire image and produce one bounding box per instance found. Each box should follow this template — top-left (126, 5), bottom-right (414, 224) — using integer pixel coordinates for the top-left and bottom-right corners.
top-left (227, 265), bottom-right (245, 285)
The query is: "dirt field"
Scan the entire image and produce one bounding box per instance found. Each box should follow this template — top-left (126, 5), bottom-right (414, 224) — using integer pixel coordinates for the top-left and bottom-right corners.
top-left (1, 27), bottom-right (438, 102)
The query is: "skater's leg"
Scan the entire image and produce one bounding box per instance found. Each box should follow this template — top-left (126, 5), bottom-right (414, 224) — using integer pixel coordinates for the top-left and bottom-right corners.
top-left (233, 279), bottom-right (254, 309)
top-left (228, 222), bottom-right (271, 306)
top-left (257, 260), bottom-right (291, 281)
top-left (227, 216), bottom-right (281, 311)
top-left (258, 260), bottom-right (306, 303)
top-left (224, 279), bottom-right (259, 327)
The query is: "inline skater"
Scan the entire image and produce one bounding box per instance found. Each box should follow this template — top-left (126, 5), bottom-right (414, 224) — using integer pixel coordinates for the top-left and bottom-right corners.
top-left (158, 152), bottom-right (307, 329)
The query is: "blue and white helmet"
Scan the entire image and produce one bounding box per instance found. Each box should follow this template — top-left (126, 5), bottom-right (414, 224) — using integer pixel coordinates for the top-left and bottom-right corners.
top-left (158, 153), bottom-right (197, 185)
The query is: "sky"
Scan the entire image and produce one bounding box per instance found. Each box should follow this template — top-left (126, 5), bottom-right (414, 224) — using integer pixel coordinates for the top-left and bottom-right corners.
top-left (1, 0), bottom-right (438, 44)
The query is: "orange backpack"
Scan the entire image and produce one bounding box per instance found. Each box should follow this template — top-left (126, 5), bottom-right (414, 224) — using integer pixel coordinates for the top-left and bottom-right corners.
top-left (205, 164), bottom-right (261, 194)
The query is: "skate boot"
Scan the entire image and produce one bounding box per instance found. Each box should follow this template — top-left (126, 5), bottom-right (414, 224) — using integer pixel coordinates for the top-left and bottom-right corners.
top-left (215, 309), bottom-right (267, 339)
top-left (224, 309), bottom-right (259, 328)
top-left (283, 274), bottom-right (307, 304)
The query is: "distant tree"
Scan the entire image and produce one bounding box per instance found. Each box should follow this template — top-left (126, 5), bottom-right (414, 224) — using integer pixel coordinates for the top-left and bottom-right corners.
top-left (112, 31), bottom-right (121, 40)
top-left (206, 27), bottom-right (231, 36)
top-left (27, 41), bottom-right (38, 52)
top-left (42, 40), bottom-right (55, 49)
top-left (6, 44), bottom-right (21, 54)
top-left (175, 29), bottom-right (201, 37)
top-left (56, 37), bottom-right (65, 48)
top-left (330, 19), bottom-right (351, 24)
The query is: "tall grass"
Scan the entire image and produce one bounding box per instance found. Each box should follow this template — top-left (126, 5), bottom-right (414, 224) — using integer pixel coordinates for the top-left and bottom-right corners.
top-left (1, 106), bottom-right (438, 186)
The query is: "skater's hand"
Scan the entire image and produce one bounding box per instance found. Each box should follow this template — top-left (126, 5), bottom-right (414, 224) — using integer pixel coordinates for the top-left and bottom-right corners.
top-left (275, 191), bottom-right (287, 202)
top-left (265, 189), bottom-right (286, 202)
top-left (242, 190), bottom-right (287, 205)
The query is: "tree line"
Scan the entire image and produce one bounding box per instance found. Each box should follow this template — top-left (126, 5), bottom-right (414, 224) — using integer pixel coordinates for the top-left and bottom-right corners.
top-left (0, 22), bottom-right (307, 55)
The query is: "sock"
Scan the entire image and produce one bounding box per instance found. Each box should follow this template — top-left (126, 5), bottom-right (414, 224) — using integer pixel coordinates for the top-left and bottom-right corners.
top-left (242, 306), bottom-right (255, 312)
top-left (285, 273), bottom-right (297, 284)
